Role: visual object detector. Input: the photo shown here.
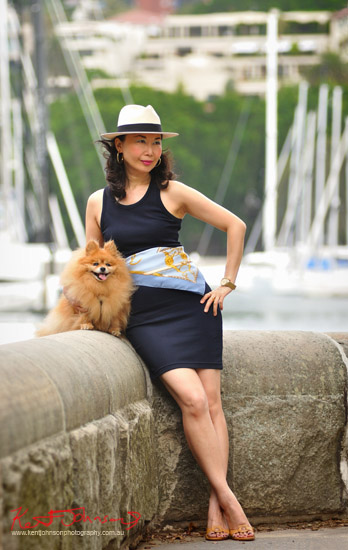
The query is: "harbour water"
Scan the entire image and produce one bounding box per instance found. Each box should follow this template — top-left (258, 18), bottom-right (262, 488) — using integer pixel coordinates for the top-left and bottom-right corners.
top-left (222, 291), bottom-right (348, 332)
top-left (0, 292), bottom-right (347, 347)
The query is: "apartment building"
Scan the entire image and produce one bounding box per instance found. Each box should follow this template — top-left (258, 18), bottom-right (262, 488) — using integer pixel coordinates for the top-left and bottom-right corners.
top-left (134, 10), bottom-right (332, 97)
top-left (55, 9), bottom-right (341, 99)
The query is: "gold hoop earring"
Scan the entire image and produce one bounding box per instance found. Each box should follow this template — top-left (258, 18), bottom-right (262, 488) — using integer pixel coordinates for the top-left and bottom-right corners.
top-left (156, 157), bottom-right (162, 167)
top-left (117, 152), bottom-right (123, 164)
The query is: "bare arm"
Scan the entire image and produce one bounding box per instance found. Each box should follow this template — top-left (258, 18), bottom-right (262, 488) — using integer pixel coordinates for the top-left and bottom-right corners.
top-left (164, 181), bottom-right (246, 315)
top-left (85, 190), bottom-right (104, 246)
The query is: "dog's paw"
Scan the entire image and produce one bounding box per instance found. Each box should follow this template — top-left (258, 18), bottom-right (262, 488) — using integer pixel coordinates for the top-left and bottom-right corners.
top-left (110, 330), bottom-right (121, 337)
top-left (80, 323), bottom-right (94, 330)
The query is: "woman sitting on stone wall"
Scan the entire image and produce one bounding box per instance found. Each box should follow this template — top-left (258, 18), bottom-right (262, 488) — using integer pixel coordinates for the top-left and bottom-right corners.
top-left (84, 104), bottom-right (254, 542)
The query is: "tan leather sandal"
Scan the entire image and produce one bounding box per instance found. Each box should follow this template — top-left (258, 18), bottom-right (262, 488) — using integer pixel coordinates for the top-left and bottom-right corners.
top-left (205, 525), bottom-right (230, 541)
top-left (229, 523), bottom-right (255, 541)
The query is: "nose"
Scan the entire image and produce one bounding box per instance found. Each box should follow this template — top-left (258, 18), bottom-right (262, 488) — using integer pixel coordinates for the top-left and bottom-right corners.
top-left (145, 143), bottom-right (154, 156)
top-left (100, 267), bottom-right (106, 272)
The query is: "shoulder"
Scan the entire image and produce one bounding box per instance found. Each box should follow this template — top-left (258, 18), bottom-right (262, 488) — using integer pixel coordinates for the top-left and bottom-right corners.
top-left (87, 188), bottom-right (105, 205)
top-left (167, 180), bottom-right (188, 190)
top-left (162, 180), bottom-right (208, 218)
top-left (86, 188), bottom-right (105, 220)
top-left (166, 180), bottom-right (208, 204)
top-left (166, 180), bottom-right (198, 199)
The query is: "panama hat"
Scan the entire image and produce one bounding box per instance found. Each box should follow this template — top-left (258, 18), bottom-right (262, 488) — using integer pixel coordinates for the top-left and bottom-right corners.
top-left (100, 104), bottom-right (179, 139)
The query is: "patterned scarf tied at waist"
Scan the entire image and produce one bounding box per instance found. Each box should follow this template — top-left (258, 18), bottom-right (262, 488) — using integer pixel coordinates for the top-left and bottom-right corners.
top-left (126, 246), bottom-right (206, 295)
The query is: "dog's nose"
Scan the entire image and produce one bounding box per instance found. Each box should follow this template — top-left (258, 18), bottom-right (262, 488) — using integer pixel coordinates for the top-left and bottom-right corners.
top-left (100, 267), bottom-right (106, 272)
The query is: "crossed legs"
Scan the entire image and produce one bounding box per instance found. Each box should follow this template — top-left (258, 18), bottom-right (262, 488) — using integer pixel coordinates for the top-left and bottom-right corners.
top-left (160, 367), bottom-right (254, 540)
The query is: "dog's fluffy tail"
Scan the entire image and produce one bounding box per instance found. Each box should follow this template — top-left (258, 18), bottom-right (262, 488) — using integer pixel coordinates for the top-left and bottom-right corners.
top-left (35, 297), bottom-right (77, 337)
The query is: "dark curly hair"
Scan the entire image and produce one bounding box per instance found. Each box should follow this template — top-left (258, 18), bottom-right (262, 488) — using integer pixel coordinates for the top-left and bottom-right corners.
top-left (97, 136), bottom-right (176, 200)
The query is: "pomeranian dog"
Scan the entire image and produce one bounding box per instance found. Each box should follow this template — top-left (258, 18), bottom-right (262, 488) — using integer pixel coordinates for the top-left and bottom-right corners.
top-left (36, 240), bottom-right (134, 337)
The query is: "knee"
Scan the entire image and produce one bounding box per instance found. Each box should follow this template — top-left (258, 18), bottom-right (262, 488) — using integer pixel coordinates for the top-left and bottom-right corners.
top-left (182, 391), bottom-right (209, 418)
top-left (207, 397), bottom-right (224, 422)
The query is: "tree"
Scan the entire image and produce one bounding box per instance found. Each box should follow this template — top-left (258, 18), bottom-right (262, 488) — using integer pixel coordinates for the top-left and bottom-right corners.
top-left (178, 0), bottom-right (347, 13)
top-left (300, 52), bottom-right (348, 86)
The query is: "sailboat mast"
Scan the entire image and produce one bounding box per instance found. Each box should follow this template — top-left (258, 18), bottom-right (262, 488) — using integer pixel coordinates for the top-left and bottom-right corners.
top-left (327, 86), bottom-right (342, 246)
top-left (314, 84), bottom-right (328, 248)
top-left (263, 9), bottom-right (278, 251)
top-left (0, 0), bottom-right (12, 236)
top-left (32, 0), bottom-right (50, 242)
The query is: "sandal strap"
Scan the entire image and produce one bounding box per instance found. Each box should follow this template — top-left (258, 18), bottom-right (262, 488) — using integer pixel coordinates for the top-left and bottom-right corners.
top-left (229, 523), bottom-right (254, 535)
top-left (206, 525), bottom-right (229, 534)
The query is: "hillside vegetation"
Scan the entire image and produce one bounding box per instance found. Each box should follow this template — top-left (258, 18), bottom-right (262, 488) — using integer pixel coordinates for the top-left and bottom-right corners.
top-left (178, 0), bottom-right (347, 14)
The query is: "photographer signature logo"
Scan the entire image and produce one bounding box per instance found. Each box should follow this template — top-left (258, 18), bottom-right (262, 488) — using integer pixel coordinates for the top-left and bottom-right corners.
top-left (10, 506), bottom-right (141, 531)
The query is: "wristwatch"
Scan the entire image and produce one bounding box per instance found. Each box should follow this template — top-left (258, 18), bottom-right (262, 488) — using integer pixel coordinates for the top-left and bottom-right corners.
top-left (220, 278), bottom-right (236, 290)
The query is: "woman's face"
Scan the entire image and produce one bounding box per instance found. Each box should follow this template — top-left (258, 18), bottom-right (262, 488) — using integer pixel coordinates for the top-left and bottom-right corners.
top-left (115, 133), bottom-right (162, 174)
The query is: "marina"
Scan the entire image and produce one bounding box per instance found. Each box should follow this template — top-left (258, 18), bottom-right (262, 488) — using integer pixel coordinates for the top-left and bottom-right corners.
top-left (0, 1), bottom-right (347, 343)
top-left (1, 291), bottom-right (347, 346)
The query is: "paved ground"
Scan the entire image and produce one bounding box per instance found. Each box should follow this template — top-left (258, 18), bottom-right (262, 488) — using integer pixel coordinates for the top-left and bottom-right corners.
top-left (138, 526), bottom-right (348, 550)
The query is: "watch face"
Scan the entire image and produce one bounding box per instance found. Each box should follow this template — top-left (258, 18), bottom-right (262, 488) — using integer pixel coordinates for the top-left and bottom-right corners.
top-left (221, 278), bottom-right (236, 289)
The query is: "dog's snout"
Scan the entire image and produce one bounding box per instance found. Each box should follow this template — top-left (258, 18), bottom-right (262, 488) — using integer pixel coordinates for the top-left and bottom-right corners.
top-left (100, 267), bottom-right (106, 272)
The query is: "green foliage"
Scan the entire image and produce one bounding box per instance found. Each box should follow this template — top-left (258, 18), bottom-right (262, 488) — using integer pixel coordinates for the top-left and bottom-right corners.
top-left (49, 93), bottom-right (104, 246)
top-left (49, 77), bottom-right (348, 253)
top-left (99, 0), bottom-right (132, 19)
top-left (85, 68), bottom-right (112, 81)
top-left (300, 52), bottom-right (348, 86)
top-left (178, 0), bottom-right (347, 13)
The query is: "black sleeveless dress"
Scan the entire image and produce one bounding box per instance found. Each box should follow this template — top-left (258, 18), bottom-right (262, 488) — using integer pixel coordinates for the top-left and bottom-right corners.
top-left (101, 182), bottom-right (223, 380)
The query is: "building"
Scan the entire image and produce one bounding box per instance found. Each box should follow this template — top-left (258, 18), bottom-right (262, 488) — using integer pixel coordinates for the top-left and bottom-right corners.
top-left (133, 10), bottom-right (332, 97)
top-left (330, 7), bottom-right (348, 60)
top-left (55, 9), bottom-right (340, 99)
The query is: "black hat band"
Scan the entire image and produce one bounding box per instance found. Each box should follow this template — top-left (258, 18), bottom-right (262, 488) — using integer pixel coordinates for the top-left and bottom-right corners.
top-left (116, 123), bottom-right (163, 133)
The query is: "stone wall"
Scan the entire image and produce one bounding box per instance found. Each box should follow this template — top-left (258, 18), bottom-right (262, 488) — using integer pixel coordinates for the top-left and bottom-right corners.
top-left (0, 330), bottom-right (347, 550)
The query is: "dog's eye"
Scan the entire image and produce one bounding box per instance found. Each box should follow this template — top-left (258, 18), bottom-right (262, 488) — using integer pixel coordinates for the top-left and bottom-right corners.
top-left (93, 262), bottom-right (99, 266)
top-left (106, 263), bottom-right (111, 267)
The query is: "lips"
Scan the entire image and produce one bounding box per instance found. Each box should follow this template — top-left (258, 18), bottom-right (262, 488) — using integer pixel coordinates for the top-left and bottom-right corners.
top-left (141, 160), bottom-right (153, 166)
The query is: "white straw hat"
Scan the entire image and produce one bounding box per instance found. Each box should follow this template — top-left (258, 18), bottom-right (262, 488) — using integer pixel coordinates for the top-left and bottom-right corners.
top-left (101, 104), bottom-right (179, 139)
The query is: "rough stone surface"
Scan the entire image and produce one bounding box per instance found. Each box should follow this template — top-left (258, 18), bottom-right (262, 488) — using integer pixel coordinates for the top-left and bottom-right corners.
top-left (222, 331), bottom-right (347, 521)
top-left (0, 331), bottom-right (153, 549)
top-left (1, 403), bottom-right (156, 550)
top-left (150, 331), bottom-right (348, 525)
top-left (327, 333), bottom-right (348, 359)
top-left (0, 332), bottom-right (148, 458)
top-left (0, 354), bottom-right (63, 458)
top-left (1, 330), bottom-right (347, 549)
top-left (2, 434), bottom-right (73, 550)
top-left (328, 333), bottom-right (348, 504)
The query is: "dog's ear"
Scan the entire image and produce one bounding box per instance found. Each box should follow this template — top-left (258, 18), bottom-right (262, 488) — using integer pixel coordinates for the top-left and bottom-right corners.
top-left (85, 240), bottom-right (99, 254)
top-left (104, 240), bottom-right (118, 256)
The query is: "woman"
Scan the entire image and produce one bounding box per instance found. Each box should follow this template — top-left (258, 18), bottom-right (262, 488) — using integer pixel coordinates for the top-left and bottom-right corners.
top-left (85, 104), bottom-right (254, 542)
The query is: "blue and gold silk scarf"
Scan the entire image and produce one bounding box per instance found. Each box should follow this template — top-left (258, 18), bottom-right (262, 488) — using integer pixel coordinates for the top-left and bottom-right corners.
top-left (126, 246), bottom-right (206, 295)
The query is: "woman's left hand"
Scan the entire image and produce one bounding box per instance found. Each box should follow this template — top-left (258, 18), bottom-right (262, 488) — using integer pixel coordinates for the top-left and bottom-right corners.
top-left (200, 286), bottom-right (233, 316)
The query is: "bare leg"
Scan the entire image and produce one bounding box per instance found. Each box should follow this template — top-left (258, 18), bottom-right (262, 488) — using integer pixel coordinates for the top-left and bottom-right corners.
top-left (197, 369), bottom-right (229, 538)
top-left (160, 368), bottom-right (253, 538)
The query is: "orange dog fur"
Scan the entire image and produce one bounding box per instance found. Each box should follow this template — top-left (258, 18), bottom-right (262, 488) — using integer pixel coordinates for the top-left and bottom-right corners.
top-left (36, 240), bottom-right (134, 337)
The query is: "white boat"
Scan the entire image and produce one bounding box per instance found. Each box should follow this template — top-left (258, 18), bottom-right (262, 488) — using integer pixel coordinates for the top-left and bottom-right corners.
top-left (197, 246), bottom-right (348, 297)
top-left (0, 239), bottom-right (72, 311)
